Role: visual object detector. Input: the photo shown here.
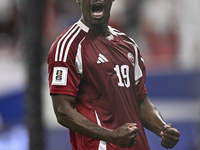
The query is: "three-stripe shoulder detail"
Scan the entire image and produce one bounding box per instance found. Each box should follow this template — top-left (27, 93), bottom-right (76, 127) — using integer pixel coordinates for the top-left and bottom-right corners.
top-left (54, 23), bottom-right (83, 62)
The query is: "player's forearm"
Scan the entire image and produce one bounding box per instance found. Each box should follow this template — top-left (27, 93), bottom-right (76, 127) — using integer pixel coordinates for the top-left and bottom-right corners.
top-left (139, 95), bottom-right (166, 137)
top-left (51, 94), bottom-right (114, 143)
top-left (52, 95), bottom-right (139, 148)
top-left (56, 107), bottom-right (113, 142)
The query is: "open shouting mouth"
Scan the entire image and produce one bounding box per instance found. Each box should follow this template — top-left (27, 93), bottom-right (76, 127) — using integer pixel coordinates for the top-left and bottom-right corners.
top-left (91, 1), bottom-right (105, 19)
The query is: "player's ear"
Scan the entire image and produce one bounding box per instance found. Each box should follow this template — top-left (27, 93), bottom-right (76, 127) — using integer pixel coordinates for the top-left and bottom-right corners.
top-left (76, 0), bottom-right (80, 4)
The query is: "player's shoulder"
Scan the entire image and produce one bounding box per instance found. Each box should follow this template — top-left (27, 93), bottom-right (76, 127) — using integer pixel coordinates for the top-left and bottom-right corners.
top-left (108, 26), bottom-right (139, 48)
top-left (108, 25), bottom-right (127, 37)
top-left (53, 20), bottom-right (88, 48)
top-left (48, 20), bottom-right (89, 61)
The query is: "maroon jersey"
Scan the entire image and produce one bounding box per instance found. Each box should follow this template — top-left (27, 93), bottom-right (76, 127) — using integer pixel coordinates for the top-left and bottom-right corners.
top-left (48, 20), bottom-right (150, 150)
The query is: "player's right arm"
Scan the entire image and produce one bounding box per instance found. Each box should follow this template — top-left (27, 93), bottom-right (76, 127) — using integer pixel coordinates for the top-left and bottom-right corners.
top-left (51, 94), bottom-right (138, 148)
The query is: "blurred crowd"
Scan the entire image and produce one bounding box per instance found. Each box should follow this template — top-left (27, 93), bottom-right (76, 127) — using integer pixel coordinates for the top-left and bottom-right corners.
top-left (0, 0), bottom-right (200, 72)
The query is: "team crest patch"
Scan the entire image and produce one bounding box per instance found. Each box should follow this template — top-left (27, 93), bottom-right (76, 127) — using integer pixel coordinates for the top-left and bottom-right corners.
top-left (52, 67), bottom-right (68, 85)
top-left (127, 52), bottom-right (134, 66)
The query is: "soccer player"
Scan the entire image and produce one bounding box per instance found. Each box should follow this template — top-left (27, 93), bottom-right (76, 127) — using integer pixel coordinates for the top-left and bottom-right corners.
top-left (47, 0), bottom-right (180, 149)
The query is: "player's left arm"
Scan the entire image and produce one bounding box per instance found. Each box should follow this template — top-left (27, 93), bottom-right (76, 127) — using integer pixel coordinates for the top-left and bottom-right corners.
top-left (138, 95), bottom-right (180, 149)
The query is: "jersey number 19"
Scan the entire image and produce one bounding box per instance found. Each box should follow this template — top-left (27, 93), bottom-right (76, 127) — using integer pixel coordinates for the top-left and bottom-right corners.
top-left (114, 65), bottom-right (130, 88)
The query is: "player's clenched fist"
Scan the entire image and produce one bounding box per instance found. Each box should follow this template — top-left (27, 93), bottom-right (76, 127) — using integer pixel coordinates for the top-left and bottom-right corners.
top-left (160, 124), bottom-right (180, 149)
top-left (110, 123), bottom-right (138, 148)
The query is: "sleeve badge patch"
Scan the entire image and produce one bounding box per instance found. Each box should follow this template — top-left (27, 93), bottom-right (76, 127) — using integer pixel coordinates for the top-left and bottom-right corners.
top-left (52, 67), bottom-right (68, 85)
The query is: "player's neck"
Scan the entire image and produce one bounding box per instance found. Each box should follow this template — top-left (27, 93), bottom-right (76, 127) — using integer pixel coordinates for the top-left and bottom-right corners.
top-left (94, 25), bottom-right (110, 37)
top-left (81, 17), bottom-right (110, 37)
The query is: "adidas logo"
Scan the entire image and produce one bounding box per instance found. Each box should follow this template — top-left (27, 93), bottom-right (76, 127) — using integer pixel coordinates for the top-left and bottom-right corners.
top-left (97, 53), bottom-right (109, 64)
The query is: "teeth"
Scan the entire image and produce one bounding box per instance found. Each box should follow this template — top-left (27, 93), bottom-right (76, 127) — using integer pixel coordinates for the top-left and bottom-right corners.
top-left (93, 12), bottom-right (103, 16)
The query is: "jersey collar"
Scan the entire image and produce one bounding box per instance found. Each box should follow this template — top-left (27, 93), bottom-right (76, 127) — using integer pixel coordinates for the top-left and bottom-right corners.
top-left (77, 20), bottom-right (90, 33)
top-left (77, 19), bottom-right (117, 37)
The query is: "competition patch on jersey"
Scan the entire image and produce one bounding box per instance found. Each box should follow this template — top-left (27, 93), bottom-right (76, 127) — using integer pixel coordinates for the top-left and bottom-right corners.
top-left (52, 67), bottom-right (68, 85)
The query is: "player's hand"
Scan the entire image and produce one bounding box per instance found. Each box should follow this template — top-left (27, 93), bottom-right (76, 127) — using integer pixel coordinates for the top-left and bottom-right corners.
top-left (160, 124), bottom-right (180, 149)
top-left (111, 123), bottom-right (138, 148)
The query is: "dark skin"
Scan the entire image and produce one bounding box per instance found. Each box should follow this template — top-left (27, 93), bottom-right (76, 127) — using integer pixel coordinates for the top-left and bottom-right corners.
top-left (138, 96), bottom-right (180, 148)
top-left (51, 0), bottom-right (180, 148)
top-left (52, 94), bottom-right (138, 148)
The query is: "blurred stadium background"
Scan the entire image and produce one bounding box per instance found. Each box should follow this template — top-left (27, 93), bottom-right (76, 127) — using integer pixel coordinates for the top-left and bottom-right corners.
top-left (0, 0), bottom-right (199, 150)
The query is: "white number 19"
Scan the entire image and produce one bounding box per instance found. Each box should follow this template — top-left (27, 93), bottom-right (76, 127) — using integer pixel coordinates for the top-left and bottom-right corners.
top-left (114, 65), bottom-right (130, 88)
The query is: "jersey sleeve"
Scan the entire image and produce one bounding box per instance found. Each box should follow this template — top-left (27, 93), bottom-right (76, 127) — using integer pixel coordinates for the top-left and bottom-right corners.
top-left (47, 39), bottom-right (81, 97)
top-left (135, 48), bottom-right (148, 101)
